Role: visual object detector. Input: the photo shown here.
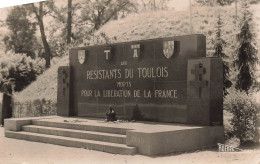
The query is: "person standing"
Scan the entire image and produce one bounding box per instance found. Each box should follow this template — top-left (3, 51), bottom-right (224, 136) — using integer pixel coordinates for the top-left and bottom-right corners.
top-left (1, 78), bottom-right (15, 126)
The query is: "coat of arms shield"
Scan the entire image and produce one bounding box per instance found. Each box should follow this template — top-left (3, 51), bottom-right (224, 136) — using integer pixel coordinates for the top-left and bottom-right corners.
top-left (163, 40), bottom-right (175, 59)
top-left (131, 44), bottom-right (141, 60)
top-left (104, 47), bottom-right (112, 61)
top-left (78, 50), bottom-right (86, 64)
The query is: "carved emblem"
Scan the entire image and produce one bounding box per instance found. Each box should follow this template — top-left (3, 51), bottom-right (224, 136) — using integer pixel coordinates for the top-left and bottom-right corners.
top-left (131, 44), bottom-right (141, 60)
top-left (163, 40), bottom-right (175, 59)
top-left (61, 71), bottom-right (70, 96)
top-left (78, 50), bottom-right (86, 64)
top-left (104, 47), bottom-right (112, 61)
top-left (190, 63), bottom-right (208, 98)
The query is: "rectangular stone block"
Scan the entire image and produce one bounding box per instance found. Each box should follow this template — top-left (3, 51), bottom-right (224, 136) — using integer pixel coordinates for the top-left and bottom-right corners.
top-left (126, 126), bottom-right (224, 156)
top-left (4, 118), bottom-right (32, 132)
top-left (4, 116), bottom-right (58, 132)
top-left (187, 58), bottom-right (223, 126)
top-left (57, 66), bottom-right (72, 116)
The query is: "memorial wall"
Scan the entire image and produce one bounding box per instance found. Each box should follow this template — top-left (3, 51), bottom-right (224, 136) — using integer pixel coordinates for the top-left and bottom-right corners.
top-left (67, 34), bottom-right (207, 123)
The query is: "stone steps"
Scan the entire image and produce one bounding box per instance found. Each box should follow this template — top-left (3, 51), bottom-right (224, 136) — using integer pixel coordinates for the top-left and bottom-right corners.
top-left (32, 120), bottom-right (130, 135)
top-left (5, 119), bottom-right (137, 155)
top-left (22, 125), bottom-right (126, 144)
top-left (5, 131), bottom-right (136, 155)
top-left (4, 117), bottom-right (227, 155)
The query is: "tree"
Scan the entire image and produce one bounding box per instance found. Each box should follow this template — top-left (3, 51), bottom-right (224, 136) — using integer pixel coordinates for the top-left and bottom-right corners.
top-left (212, 15), bottom-right (232, 96)
top-left (3, 6), bottom-right (37, 58)
top-left (45, 0), bottom-right (137, 57)
top-left (233, 1), bottom-right (258, 93)
top-left (248, 0), bottom-right (260, 4)
top-left (195, 0), bottom-right (234, 6)
top-left (140, 0), bottom-right (170, 11)
top-left (27, 2), bottom-right (52, 68)
top-left (47, 0), bottom-right (74, 44)
top-left (67, 0), bottom-right (72, 44)
top-left (189, 0), bottom-right (193, 34)
top-left (80, 0), bottom-right (137, 31)
top-left (195, 0), bottom-right (260, 6)
top-left (45, 0), bottom-right (83, 57)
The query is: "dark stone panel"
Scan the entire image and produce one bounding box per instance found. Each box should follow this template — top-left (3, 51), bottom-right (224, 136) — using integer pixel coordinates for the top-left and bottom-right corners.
top-left (187, 58), bottom-right (211, 125)
top-left (68, 34), bottom-right (215, 124)
top-left (153, 81), bottom-right (187, 123)
top-left (187, 58), bottom-right (223, 126)
top-left (57, 66), bottom-right (72, 116)
top-left (209, 58), bottom-right (223, 125)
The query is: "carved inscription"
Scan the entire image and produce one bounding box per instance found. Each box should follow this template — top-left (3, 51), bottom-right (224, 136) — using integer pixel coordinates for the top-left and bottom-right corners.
top-left (81, 66), bottom-right (178, 99)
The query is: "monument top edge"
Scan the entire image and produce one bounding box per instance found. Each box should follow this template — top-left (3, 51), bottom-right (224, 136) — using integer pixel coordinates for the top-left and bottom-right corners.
top-left (71, 34), bottom-right (206, 50)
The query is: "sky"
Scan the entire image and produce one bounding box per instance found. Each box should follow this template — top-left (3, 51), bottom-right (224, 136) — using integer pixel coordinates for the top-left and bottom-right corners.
top-left (0, 0), bottom-right (46, 8)
top-left (0, 0), bottom-right (44, 21)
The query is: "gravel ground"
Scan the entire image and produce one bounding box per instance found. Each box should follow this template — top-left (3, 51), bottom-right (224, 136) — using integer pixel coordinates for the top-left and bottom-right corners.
top-left (0, 127), bottom-right (260, 164)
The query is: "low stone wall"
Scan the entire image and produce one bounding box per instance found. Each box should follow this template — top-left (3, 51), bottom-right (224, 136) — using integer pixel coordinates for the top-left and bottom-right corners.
top-left (12, 99), bottom-right (57, 118)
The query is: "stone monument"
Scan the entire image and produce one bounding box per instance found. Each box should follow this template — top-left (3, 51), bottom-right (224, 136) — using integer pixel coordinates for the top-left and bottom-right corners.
top-left (58, 34), bottom-right (223, 126)
top-left (5, 34), bottom-right (224, 156)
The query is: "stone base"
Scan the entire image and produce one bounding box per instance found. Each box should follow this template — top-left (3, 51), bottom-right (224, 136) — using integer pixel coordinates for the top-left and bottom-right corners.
top-left (126, 125), bottom-right (224, 155)
top-left (4, 116), bottom-right (224, 156)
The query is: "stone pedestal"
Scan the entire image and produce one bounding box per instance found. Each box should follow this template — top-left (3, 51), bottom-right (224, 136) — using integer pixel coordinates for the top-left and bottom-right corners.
top-left (5, 116), bottom-right (224, 156)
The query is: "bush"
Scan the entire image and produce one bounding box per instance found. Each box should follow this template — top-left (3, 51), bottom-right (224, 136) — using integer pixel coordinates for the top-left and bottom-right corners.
top-left (223, 110), bottom-right (234, 139)
top-left (13, 56), bottom-right (69, 103)
top-left (0, 51), bottom-right (45, 92)
top-left (12, 99), bottom-right (56, 118)
top-left (10, 56), bottom-right (70, 118)
top-left (224, 88), bottom-right (260, 145)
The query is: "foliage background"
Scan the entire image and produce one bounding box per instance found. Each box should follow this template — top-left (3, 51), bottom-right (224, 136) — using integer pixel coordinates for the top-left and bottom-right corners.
top-left (13, 3), bottom-right (260, 105)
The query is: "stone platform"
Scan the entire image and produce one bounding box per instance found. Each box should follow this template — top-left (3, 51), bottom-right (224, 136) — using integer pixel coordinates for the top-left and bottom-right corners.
top-left (4, 116), bottom-right (224, 156)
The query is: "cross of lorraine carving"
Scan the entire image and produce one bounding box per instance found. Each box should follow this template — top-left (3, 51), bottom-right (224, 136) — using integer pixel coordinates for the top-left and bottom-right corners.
top-left (190, 63), bottom-right (208, 98)
top-left (62, 71), bottom-right (70, 96)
